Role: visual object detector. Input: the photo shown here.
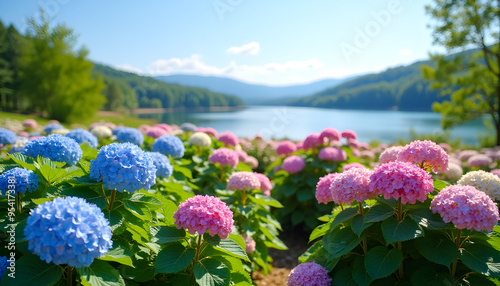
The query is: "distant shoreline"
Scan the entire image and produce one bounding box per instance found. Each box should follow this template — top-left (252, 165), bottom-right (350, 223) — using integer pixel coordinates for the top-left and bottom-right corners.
top-left (127, 106), bottom-right (246, 115)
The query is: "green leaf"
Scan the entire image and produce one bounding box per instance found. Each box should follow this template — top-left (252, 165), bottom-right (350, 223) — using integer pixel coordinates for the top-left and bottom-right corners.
top-left (364, 204), bottom-right (394, 223)
top-left (38, 165), bottom-right (69, 184)
top-left (409, 208), bottom-right (447, 230)
top-left (433, 179), bottom-right (450, 191)
top-left (309, 221), bottom-right (331, 242)
top-left (381, 217), bottom-right (423, 244)
top-left (324, 226), bottom-right (363, 260)
top-left (297, 189), bottom-right (314, 202)
top-left (173, 166), bottom-right (193, 179)
top-left (154, 225), bottom-right (186, 244)
top-left (214, 237), bottom-right (250, 262)
top-left (8, 153), bottom-right (36, 171)
top-left (416, 233), bottom-right (457, 266)
top-left (331, 207), bottom-right (358, 228)
top-left (119, 258), bottom-right (155, 283)
top-left (77, 260), bottom-right (125, 286)
top-left (351, 214), bottom-right (373, 237)
top-left (332, 267), bottom-right (358, 286)
top-left (353, 256), bottom-right (372, 286)
top-left (161, 199), bottom-right (179, 225)
top-left (0, 254), bottom-right (62, 286)
top-left (155, 242), bottom-right (196, 274)
top-left (365, 246), bottom-right (403, 280)
top-left (123, 200), bottom-right (152, 221)
top-left (460, 242), bottom-right (500, 277)
top-left (80, 142), bottom-right (98, 161)
top-left (410, 265), bottom-right (454, 286)
top-left (460, 273), bottom-right (498, 286)
top-left (248, 194), bottom-right (283, 208)
top-left (193, 258), bottom-right (230, 286)
top-left (98, 243), bottom-right (134, 267)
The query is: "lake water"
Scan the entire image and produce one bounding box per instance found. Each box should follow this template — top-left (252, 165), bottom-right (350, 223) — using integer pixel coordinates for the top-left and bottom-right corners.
top-left (138, 106), bottom-right (492, 145)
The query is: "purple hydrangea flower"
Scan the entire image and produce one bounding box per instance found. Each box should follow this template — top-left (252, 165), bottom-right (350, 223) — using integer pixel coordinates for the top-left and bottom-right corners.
top-left (288, 262), bottom-right (332, 286)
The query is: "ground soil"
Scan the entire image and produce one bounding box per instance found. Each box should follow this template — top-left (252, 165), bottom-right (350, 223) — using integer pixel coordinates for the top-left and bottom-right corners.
top-left (252, 228), bottom-right (311, 286)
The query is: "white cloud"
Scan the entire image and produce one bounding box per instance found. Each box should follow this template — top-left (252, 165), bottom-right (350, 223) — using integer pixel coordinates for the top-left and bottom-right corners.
top-left (227, 42), bottom-right (260, 56)
top-left (398, 49), bottom-right (411, 56)
top-left (115, 64), bottom-right (144, 74)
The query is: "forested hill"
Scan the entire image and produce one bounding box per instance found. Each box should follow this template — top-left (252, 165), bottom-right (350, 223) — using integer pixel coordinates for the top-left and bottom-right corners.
top-left (92, 64), bottom-right (244, 109)
top-left (288, 59), bottom-right (448, 111)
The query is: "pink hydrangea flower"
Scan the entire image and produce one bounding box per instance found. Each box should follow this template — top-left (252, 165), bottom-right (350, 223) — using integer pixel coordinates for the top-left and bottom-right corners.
top-left (342, 162), bottom-right (365, 172)
top-left (218, 131), bottom-right (239, 147)
top-left (173, 195), bottom-right (234, 239)
top-left (352, 148), bottom-right (361, 157)
top-left (154, 123), bottom-right (173, 133)
top-left (288, 262), bottom-right (332, 286)
top-left (467, 154), bottom-right (493, 167)
top-left (145, 127), bottom-right (167, 139)
top-left (491, 169), bottom-right (500, 178)
top-left (370, 161), bottom-right (434, 204)
top-left (296, 141), bottom-right (304, 150)
top-left (319, 127), bottom-right (341, 142)
top-left (315, 173), bottom-right (339, 204)
top-left (431, 185), bottom-right (499, 232)
top-left (195, 127), bottom-right (218, 137)
top-left (208, 148), bottom-right (239, 167)
top-left (360, 150), bottom-right (375, 159)
top-left (254, 173), bottom-right (272, 196)
top-left (227, 171), bottom-right (261, 191)
top-left (359, 142), bottom-right (370, 150)
top-left (318, 147), bottom-right (347, 161)
top-left (242, 234), bottom-right (256, 253)
top-left (397, 140), bottom-right (449, 173)
top-left (138, 124), bottom-right (151, 134)
top-left (341, 129), bottom-right (357, 140)
top-left (282, 156), bottom-right (306, 174)
top-left (458, 150), bottom-right (479, 161)
top-left (330, 168), bottom-right (374, 205)
top-left (303, 133), bottom-right (322, 150)
top-left (379, 146), bottom-right (403, 163)
top-left (245, 156), bottom-right (259, 169)
top-left (273, 164), bottom-right (281, 173)
top-left (235, 150), bottom-right (248, 162)
top-left (22, 119), bottom-right (37, 129)
top-left (439, 142), bottom-right (452, 152)
top-left (276, 140), bottom-right (297, 155)
top-left (348, 139), bottom-right (360, 149)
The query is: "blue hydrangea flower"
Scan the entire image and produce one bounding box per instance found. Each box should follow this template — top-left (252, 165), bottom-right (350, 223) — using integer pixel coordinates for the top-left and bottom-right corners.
top-left (90, 143), bottom-right (156, 193)
top-left (24, 196), bottom-right (113, 268)
top-left (147, 152), bottom-right (173, 178)
top-left (114, 127), bottom-right (144, 146)
top-left (0, 129), bottom-right (16, 145)
top-left (0, 256), bottom-right (7, 281)
top-left (43, 123), bottom-right (65, 134)
top-left (66, 128), bottom-right (98, 149)
top-left (151, 135), bottom-right (185, 158)
top-left (0, 167), bottom-right (40, 195)
top-left (24, 134), bottom-right (82, 165)
top-left (180, 122), bottom-right (197, 132)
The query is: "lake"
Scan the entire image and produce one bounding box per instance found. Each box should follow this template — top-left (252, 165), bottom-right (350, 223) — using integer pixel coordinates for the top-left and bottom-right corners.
top-left (138, 106), bottom-right (492, 145)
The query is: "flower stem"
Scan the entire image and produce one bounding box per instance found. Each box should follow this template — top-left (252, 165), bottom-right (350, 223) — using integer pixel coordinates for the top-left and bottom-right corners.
top-left (241, 189), bottom-right (247, 206)
top-left (397, 198), bottom-right (402, 221)
top-left (195, 235), bottom-right (203, 262)
top-left (358, 201), bottom-right (364, 215)
top-left (108, 189), bottom-right (116, 211)
top-left (16, 193), bottom-right (21, 214)
top-left (340, 203), bottom-right (344, 211)
top-left (66, 266), bottom-right (73, 286)
top-left (397, 198), bottom-right (404, 280)
top-left (451, 228), bottom-right (462, 279)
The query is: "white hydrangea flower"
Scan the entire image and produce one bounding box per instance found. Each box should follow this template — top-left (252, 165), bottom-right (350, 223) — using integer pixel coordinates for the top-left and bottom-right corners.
top-left (189, 132), bottom-right (212, 147)
top-left (443, 162), bottom-right (463, 181)
top-left (90, 125), bottom-right (112, 138)
top-left (458, 170), bottom-right (500, 201)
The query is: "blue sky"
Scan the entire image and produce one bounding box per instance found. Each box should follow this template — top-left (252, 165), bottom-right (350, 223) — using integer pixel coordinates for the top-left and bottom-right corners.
top-left (0, 0), bottom-right (440, 86)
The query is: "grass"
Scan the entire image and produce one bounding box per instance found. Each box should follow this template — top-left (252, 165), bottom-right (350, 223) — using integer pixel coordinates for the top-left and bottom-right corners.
top-left (0, 111), bottom-right (157, 129)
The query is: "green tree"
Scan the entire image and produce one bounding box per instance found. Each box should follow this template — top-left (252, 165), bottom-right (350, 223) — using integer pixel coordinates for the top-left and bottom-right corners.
top-left (422, 0), bottom-right (500, 145)
top-left (19, 12), bottom-right (105, 122)
top-left (104, 82), bottom-right (124, 111)
top-left (0, 21), bottom-right (13, 109)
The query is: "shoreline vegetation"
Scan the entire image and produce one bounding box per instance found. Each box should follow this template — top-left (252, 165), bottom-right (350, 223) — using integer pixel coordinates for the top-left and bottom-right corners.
top-left (127, 105), bottom-right (247, 115)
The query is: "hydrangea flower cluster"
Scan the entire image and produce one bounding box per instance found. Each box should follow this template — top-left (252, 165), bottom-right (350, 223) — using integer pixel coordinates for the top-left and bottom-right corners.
top-left (491, 169), bottom-right (500, 178)
top-left (254, 172), bottom-right (272, 196)
top-left (276, 140), bottom-right (297, 155)
top-left (341, 129), bottom-right (357, 140)
top-left (397, 140), bottom-right (449, 173)
top-left (0, 128), bottom-right (16, 145)
top-left (242, 234), bottom-right (256, 253)
top-left (330, 168), bottom-right (374, 205)
top-left (151, 135), bottom-right (185, 158)
top-left (467, 154), bottom-right (493, 167)
top-left (22, 119), bottom-right (37, 129)
top-left (218, 131), bottom-right (239, 146)
top-left (236, 150), bottom-right (248, 162)
top-left (458, 150), bottom-right (479, 161)
top-left (342, 162), bottom-right (365, 172)
top-left (195, 127), bottom-right (218, 137)
top-left (0, 167), bottom-right (40, 195)
top-left (444, 162), bottom-right (463, 181)
top-left (431, 185), bottom-right (499, 231)
top-left (24, 196), bottom-right (113, 268)
top-left (155, 123), bottom-right (173, 133)
top-left (90, 125), bottom-right (112, 138)
top-left (180, 122), bottom-right (197, 132)
top-left (114, 127), bottom-right (144, 146)
top-left (282, 156), bottom-right (306, 174)
top-left (173, 195), bottom-right (234, 239)
top-left (43, 123), bottom-right (65, 134)
top-left (208, 148), bottom-right (239, 167)
top-left (316, 173), bottom-right (339, 204)
top-left (303, 133), bottom-right (322, 150)
top-left (227, 172), bottom-right (261, 191)
top-left (318, 147), bottom-right (347, 161)
top-left (245, 156), bottom-right (259, 169)
top-left (90, 143), bottom-right (157, 193)
top-left (378, 146), bottom-right (403, 163)
top-left (457, 170), bottom-right (500, 201)
top-left (24, 134), bottom-right (82, 165)
top-left (370, 161), bottom-right (434, 204)
top-left (145, 127), bottom-right (167, 139)
top-left (287, 262), bottom-right (332, 286)
top-left (65, 128), bottom-right (98, 149)
top-left (319, 127), bottom-right (341, 142)
top-left (0, 256), bottom-right (7, 280)
top-left (147, 152), bottom-right (173, 178)
top-left (189, 132), bottom-right (212, 147)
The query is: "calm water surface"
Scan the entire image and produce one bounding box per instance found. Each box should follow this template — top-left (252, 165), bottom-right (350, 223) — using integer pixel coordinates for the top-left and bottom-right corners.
top-left (139, 106), bottom-right (491, 145)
